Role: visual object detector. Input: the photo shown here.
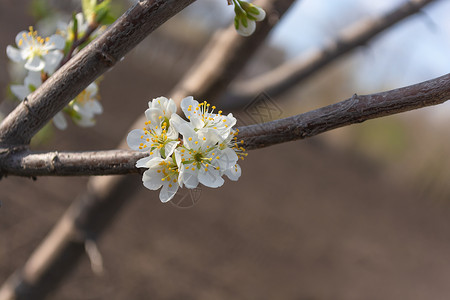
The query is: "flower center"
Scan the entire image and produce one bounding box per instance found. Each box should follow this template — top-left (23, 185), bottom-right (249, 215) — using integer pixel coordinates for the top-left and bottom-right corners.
top-left (19, 26), bottom-right (50, 58)
top-left (188, 100), bottom-right (223, 127)
top-left (158, 160), bottom-right (179, 184)
top-left (74, 89), bottom-right (92, 105)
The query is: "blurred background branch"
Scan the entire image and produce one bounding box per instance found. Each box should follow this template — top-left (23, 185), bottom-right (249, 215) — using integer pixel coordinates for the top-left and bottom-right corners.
top-left (223, 0), bottom-right (438, 108)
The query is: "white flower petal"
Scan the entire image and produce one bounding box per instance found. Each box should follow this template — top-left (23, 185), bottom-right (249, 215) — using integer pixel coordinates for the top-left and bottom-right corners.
top-left (190, 115), bottom-right (205, 130)
top-left (136, 156), bottom-right (153, 168)
top-left (88, 100), bottom-right (103, 114)
top-left (10, 85), bottom-right (29, 101)
top-left (224, 164), bottom-right (241, 181)
top-left (43, 51), bottom-right (63, 74)
top-left (127, 129), bottom-right (148, 151)
top-left (6, 45), bottom-right (22, 62)
top-left (170, 113), bottom-right (195, 137)
top-left (180, 168), bottom-right (199, 189)
top-left (25, 71), bottom-right (43, 87)
top-left (25, 56), bottom-right (45, 71)
top-left (85, 82), bottom-right (98, 96)
top-left (198, 167), bottom-right (224, 188)
top-left (74, 116), bottom-right (95, 127)
top-left (159, 182), bottom-right (179, 203)
top-left (142, 169), bottom-right (163, 190)
top-left (53, 112), bottom-right (67, 130)
top-left (164, 140), bottom-right (180, 158)
top-left (47, 34), bottom-right (65, 50)
top-left (166, 124), bottom-right (179, 139)
top-left (145, 107), bottom-right (164, 124)
top-left (217, 147), bottom-right (239, 171)
top-left (150, 96), bottom-right (168, 109)
top-left (166, 99), bottom-right (177, 116)
top-left (15, 31), bottom-right (27, 48)
top-left (180, 96), bottom-right (196, 116)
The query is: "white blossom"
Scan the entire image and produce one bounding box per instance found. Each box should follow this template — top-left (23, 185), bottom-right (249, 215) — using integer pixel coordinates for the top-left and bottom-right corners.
top-left (70, 82), bottom-right (103, 127)
top-left (127, 97), bottom-right (179, 158)
top-left (174, 126), bottom-right (238, 189)
top-left (128, 96), bottom-right (245, 203)
top-left (59, 13), bottom-right (106, 43)
top-left (6, 26), bottom-right (64, 72)
top-left (137, 156), bottom-right (180, 203)
top-left (171, 96), bottom-right (236, 142)
top-left (218, 129), bottom-right (247, 181)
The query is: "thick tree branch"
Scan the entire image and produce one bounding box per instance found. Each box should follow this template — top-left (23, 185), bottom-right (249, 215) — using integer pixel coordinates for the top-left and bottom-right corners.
top-left (0, 0), bottom-right (196, 147)
top-left (0, 150), bottom-right (146, 177)
top-left (1, 72), bottom-right (450, 177)
top-left (224, 0), bottom-right (439, 107)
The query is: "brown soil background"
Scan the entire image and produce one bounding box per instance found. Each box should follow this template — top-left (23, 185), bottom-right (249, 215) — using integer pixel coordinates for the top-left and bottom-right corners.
top-left (2, 1), bottom-right (450, 299)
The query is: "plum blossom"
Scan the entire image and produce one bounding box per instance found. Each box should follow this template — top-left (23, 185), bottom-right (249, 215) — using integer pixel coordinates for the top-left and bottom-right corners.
top-left (59, 13), bottom-right (106, 43)
top-left (69, 82), bottom-right (103, 127)
top-left (138, 156), bottom-right (180, 203)
top-left (218, 129), bottom-right (247, 181)
top-left (128, 96), bottom-right (244, 203)
top-left (6, 26), bottom-right (64, 72)
top-left (175, 126), bottom-right (238, 189)
top-left (127, 97), bottom-right (179, 158)
top-left (171, 96), bottom-right (236, 142)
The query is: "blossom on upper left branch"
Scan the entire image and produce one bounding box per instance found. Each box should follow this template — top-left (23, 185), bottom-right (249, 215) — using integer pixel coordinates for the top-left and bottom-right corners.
top-left (6, 26), bottom-right (65, 72)
top-left (6, 1), bottom-right (115, 131)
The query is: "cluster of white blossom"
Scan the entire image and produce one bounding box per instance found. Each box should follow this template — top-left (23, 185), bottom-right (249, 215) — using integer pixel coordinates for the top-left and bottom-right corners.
top-left (6, 3), bottom-right (109, 130)
top-left (230, 0), bottom-right (266, 37)
top-left (127, 97), bottom-right (247, 203)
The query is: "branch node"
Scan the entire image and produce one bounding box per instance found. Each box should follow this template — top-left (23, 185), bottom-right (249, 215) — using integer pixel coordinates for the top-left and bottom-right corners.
top-left (51, 151), bottom-right (60, 172)
top-left (22, 97), bottom-right (41, 121)
top-left (97, 50), bottom-right (116, 68)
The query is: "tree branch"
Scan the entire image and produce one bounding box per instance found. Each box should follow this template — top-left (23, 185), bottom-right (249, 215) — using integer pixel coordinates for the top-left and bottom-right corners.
top-left (0, 0), bottom-right (196, 147)
top-left (1, 72), bottom-right (449, 177)
top-left (0, 150), bottom-right (146, 177)
top-left (224, 0), bottom-right (439, 107)
top-left (239, 72), bottom-right (450, 150)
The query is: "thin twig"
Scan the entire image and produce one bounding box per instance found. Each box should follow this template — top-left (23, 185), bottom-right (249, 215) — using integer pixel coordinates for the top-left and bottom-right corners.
top-left (58, 24), bottom-right (99, 68)
top-left (223, 0), bottom-right (439, 107)
top-left (1, 72), bottom-right (450, 177)
top-left (0, 0), bottom-right (196, 147)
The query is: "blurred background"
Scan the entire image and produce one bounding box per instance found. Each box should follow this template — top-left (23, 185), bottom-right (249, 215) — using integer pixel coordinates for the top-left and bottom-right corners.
top-left (1, 0), bottom-right (450, 298)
